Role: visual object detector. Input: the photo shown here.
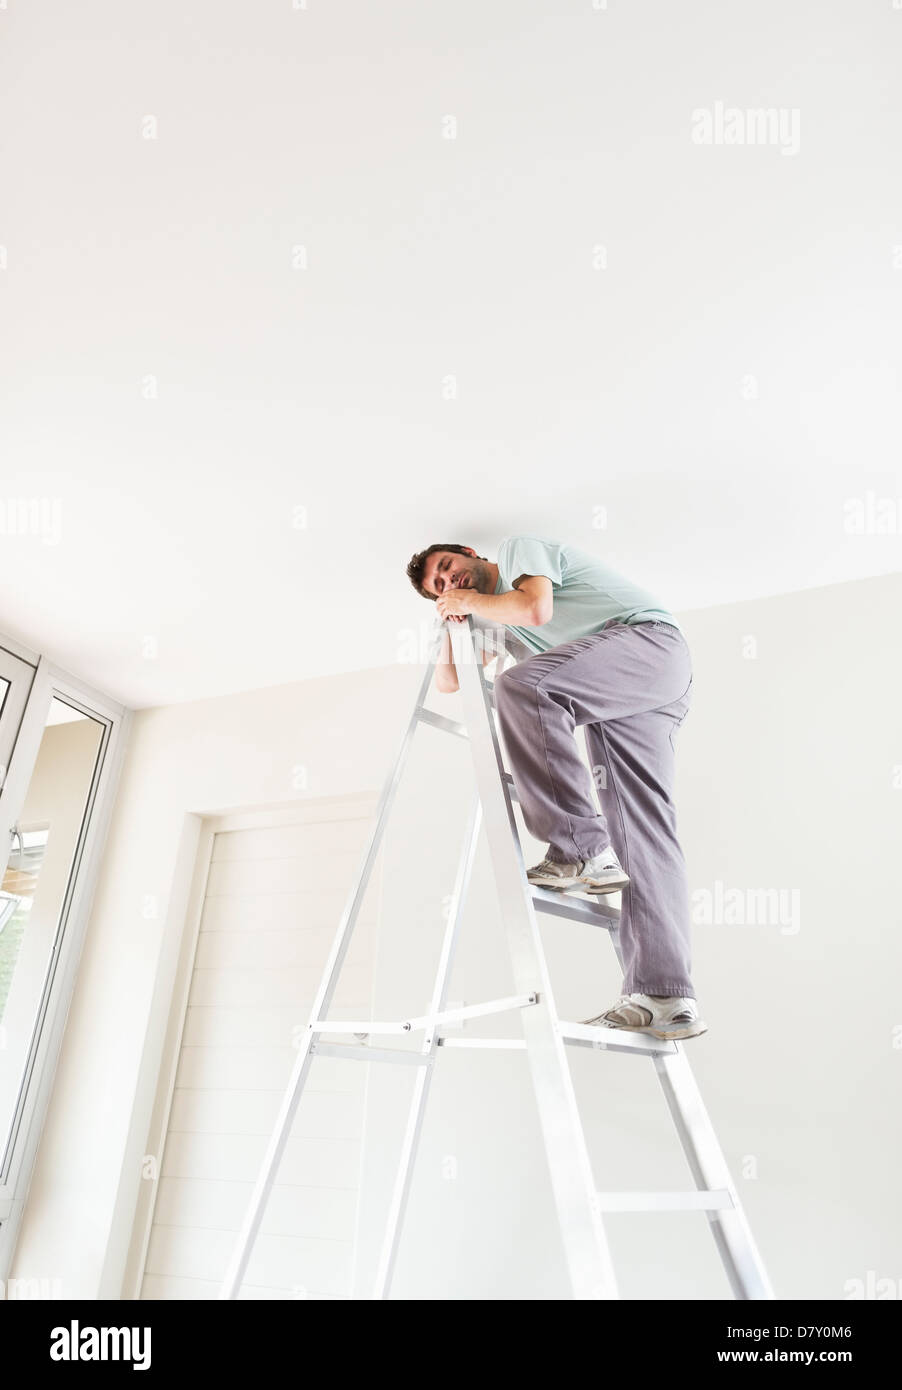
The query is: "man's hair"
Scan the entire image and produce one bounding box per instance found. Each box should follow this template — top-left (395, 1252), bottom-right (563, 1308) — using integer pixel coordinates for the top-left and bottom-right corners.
top-left (405, 543), bottom-right (487, 600)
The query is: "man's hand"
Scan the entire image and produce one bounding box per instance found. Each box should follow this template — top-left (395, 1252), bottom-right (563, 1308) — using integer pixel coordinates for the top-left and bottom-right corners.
top-left (435, 589), bottom-right (474, 623)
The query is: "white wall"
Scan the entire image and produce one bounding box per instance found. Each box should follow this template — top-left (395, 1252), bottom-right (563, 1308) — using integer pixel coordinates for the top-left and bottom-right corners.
top-left (11, 571), bottom-right (902, 1299)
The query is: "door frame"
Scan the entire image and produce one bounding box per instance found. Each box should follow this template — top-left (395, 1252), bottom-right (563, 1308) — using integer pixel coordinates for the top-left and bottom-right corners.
top-left (121, 792), bottom-right (380, 1301)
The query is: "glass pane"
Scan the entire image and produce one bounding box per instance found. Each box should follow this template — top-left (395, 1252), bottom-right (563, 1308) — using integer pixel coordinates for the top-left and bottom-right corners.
top-left (0, 649), bottom-right (37, 794)
top-left (0, 697), bottom-right (105, 1168)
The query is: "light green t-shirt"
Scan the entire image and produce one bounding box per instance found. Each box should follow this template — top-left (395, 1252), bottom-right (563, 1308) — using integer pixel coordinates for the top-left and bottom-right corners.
top-left (493, 534), bottom-right (681, 655)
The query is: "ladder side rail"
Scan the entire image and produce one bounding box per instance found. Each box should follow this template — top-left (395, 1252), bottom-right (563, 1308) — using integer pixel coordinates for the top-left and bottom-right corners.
top-left (608, 903), bottom-right (775, 1299)
top-left (653, 1051), bottom-right (776, 1300)
top-left (373, 793), bottom-right (483, 1298)
top-left (451, 617), bottom-right (618, 1301)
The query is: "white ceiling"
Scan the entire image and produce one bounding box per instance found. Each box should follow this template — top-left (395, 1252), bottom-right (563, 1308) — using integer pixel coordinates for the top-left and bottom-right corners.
top-left (1, 1), bottom-right (900, 709)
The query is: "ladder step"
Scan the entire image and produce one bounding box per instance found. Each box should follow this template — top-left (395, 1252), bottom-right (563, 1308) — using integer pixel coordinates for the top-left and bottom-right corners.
top-left (313, 1041), bottom-right (432, 1067)
top-left (531, 885), bottom-right (621, 927)
top-left (559, 1021), bottom-right (678, 1056)
top-left (415, 707), bottom-right (468, 739)
top-left (437, 1028), bottom-right (677, 1057)
top-left (596, 1189), bottom-right (734, 1212)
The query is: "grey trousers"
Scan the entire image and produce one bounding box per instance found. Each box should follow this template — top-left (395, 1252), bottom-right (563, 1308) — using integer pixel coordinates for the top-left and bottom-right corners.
top-left (492, 620), bottom-right (695, 998)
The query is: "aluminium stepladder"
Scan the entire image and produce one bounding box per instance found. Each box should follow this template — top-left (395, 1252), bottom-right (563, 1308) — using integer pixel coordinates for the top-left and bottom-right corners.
top-left (219, 616), bottom-right (774, 1301)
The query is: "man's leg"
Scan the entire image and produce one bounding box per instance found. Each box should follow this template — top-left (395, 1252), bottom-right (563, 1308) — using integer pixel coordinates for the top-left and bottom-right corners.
top-left (583, 689), bottom-right (693, 998)
top-left (493, 621), bottom-right (694, 996)
top-left (492, 637), bottom-right (615, 864)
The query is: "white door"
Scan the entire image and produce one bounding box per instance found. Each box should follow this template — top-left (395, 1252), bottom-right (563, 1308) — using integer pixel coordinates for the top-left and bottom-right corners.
top-left (140, 799), bottom-right (380, 1300)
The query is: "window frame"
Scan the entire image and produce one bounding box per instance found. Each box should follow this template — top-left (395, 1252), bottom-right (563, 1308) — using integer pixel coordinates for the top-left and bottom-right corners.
top-left (0, 649), bottom-right (130, 1278)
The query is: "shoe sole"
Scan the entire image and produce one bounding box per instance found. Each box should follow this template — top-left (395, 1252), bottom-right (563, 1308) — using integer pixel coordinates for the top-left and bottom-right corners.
top-left (583, 1019), bottom-right (708, 1041)
top-left (583, 877), bottom-right (630, 895)
top-left (529, 875), bottom-right (630, 895)
top-left (650, 1022), bottom-right (708, 1040)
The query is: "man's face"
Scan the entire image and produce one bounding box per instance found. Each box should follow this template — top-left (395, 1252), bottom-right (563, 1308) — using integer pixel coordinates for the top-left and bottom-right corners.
top-left (421, 549), bottom-right (491, 600)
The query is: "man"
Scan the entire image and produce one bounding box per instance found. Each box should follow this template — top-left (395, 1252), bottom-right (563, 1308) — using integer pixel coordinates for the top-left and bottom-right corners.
top-left (405, 534), bottom-right (706, 1042)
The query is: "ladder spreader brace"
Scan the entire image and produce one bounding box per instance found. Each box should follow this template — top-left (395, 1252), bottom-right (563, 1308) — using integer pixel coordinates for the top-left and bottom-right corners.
top-left (219, 617), bottom-right (774, 1301)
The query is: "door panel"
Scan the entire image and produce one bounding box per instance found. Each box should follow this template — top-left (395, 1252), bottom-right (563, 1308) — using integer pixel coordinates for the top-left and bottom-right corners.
top-left (140, 813), bottom-right (381, 1300)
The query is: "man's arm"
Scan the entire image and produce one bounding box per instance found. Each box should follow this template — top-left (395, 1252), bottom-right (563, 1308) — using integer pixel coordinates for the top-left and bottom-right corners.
top-left (436, 574), bottom-right (554, 627)
top-left (434, 625), bottom-right (498, 694)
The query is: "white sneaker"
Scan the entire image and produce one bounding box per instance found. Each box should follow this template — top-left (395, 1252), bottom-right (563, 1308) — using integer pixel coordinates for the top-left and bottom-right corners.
top-left (526, 845), bottom-right (629, 895)
top-left (580, 992), bottom-right (708, 1041)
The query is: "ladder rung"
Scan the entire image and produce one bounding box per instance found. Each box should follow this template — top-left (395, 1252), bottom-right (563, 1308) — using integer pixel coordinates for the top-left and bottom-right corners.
top-left (407, 993), bottom-right (537, 1030)
top-left (531, 885), bottom-right (621, 927)
top-left (596, 1189), bottom-right (735, 1212)
top-left (559, 1021), bottom-right (678, 1056)
top-left (438, 1029), bottom-right (677, 1057)
top-left (313, 1041), bottom-right (432, 1067)
top-left (311, 994), bottom-right (537, 1039)
top-left (310, 1018), bottom-right (412, 1034)
top-left (415, 707), bottom-right (468, 739)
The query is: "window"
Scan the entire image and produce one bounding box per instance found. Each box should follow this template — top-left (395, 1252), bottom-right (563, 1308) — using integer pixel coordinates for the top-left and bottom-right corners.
top-left (0, 826), bottom-right (50, 1021)
top-left (0, 648), bottom-right (129, 1277)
